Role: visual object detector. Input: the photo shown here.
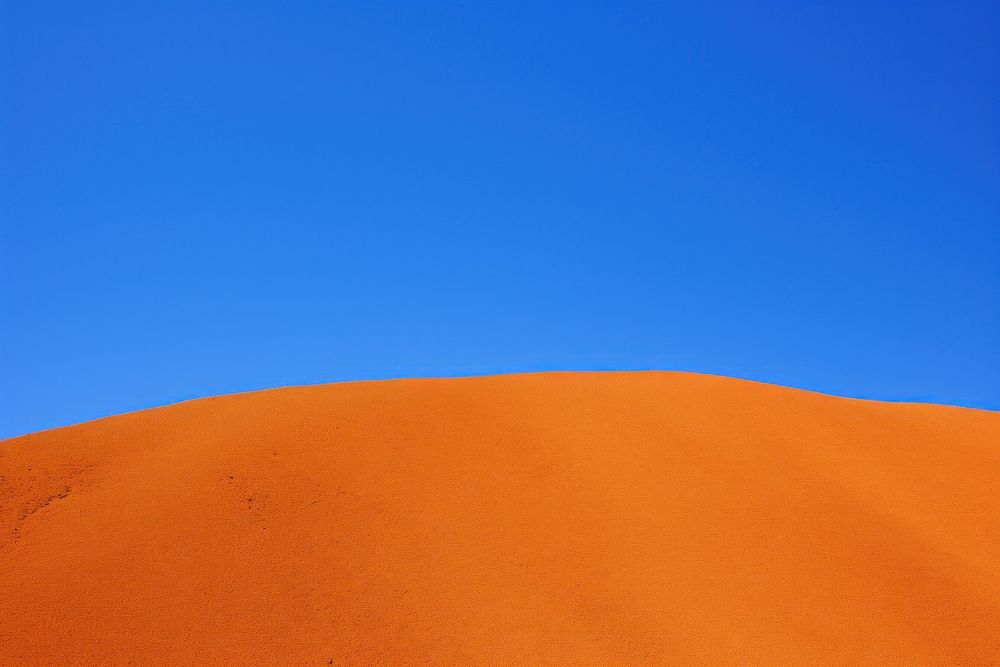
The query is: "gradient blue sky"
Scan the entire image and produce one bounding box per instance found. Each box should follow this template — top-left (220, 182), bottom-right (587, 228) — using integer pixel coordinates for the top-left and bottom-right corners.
top-left (2, 1), bottom-right (998, 438)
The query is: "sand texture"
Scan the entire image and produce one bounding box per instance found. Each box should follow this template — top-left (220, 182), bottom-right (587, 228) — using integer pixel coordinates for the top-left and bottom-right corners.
top-left (1, 372), bottom-right (998, 664)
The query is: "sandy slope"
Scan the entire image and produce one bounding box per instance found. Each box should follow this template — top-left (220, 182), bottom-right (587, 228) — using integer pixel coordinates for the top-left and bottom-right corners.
top-left (1, 372), bottom-right (998, 664)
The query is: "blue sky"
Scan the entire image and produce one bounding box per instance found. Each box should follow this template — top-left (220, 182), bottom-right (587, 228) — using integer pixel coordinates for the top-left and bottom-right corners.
top-left (2, 1), bottom-right (998, 437)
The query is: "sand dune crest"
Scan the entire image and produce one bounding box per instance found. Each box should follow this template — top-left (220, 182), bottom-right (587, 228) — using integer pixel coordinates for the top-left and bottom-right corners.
top-left (2, 372), bottom-right (998, 664)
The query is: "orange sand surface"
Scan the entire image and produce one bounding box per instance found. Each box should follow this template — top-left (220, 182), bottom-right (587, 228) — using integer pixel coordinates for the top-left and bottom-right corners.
top-left (1, 371), bottom-right (998, 664)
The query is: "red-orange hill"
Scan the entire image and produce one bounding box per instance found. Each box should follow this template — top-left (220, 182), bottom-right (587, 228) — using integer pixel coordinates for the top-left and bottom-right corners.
top-left (1, 371), bottom-right (998, 664)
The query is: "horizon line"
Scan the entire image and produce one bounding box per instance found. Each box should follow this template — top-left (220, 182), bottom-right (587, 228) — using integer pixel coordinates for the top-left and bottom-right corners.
top-left (4, 368), bottom-right (996, 442)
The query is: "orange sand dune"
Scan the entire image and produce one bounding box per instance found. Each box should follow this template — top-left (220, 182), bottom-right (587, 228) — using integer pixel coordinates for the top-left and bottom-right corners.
top-left (1, 371), bottom-right (998, 664)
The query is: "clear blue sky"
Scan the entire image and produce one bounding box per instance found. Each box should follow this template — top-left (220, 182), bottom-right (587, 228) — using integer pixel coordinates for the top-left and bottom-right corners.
top-left (2, 1), bottom-right (997, 438)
